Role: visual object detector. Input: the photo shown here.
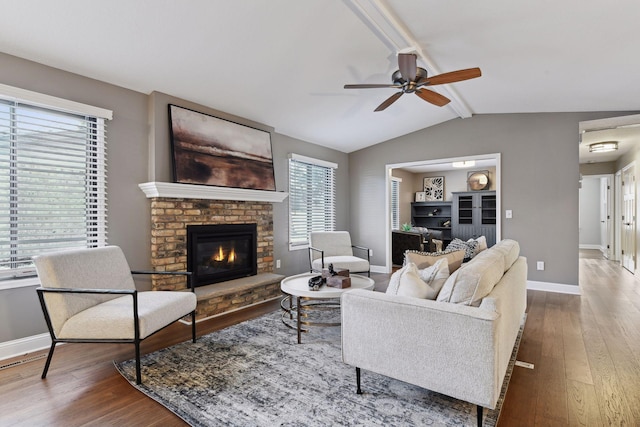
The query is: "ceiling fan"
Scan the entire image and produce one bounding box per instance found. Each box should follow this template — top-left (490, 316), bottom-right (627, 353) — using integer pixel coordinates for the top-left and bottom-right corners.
top-left (344, 53), bottom-right (481, 112)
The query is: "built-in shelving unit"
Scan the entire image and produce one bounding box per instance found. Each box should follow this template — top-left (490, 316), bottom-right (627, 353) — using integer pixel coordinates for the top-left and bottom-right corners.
top-left (411, 201), bottom-right (453, 245)
top-left (452, 191), bottom-right (496, 246)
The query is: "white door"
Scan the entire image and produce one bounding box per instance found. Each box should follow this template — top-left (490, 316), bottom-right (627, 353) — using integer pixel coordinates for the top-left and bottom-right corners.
top-left (622, 165), bottom-right (635, 273)
top-left (600, 177), bottom-right (612, 259)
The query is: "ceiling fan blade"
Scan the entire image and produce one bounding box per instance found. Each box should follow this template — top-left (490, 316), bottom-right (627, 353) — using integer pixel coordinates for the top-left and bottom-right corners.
top-left (398, 53), bottom-right (417, 82)
top-left (425, 67), bottom-right (482, 86)
top-left (374, 92), bottom-right (403, 112)
top-left (344, 84), bottom-right (402, 89)
top-left (415, 88), bottom-right (451, 107)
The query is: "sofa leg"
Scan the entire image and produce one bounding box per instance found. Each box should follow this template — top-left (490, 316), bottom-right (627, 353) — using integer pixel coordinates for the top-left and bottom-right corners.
top-left (477, 405), bottom-right (483, 427)
top-left (41, 341), bottom-right (57, 379)
top-left (356, 367), bottom-right (362, 394)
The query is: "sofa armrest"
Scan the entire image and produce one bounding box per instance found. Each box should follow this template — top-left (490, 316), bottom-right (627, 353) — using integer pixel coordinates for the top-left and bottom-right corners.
top-left (341, 289), bottom-right (500, 408)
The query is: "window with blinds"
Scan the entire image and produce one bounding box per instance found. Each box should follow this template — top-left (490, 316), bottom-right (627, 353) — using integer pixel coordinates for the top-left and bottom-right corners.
top-left (391, 177), bottom-right (400, 230)
top-left (0, 98), bottom-right (108, 279)
top-left (288, 154), bottom-right (336, 249)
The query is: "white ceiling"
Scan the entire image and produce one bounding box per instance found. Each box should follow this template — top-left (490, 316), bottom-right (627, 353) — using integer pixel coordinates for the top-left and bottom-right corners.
top-left (1, 0), bottom-right (640, 154)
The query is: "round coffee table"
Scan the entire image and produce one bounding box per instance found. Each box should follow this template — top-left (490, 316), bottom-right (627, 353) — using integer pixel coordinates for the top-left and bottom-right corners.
top-left (280, 272), bottom-right (375, 343)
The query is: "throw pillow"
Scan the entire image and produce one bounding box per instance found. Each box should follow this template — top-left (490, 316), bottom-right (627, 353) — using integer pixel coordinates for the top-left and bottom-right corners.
top-left (395, 262), bottom-right (439, 300)
top-left (417, 257), bottom-right (449, 295)
top-left (385, 263), bottom-right (410, 295)
top-left (404, 248), bottom-right (465, 273)
top-left (467, 236), bottom-right (487, 258)
top-left (437, 250), bottom-right (505, 306)
top-left (446, 238), bottom-right (479, 261)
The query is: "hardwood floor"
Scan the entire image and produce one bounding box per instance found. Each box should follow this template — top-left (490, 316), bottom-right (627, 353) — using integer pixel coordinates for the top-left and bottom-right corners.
top-left (1, 255), bottom-right (639, 426)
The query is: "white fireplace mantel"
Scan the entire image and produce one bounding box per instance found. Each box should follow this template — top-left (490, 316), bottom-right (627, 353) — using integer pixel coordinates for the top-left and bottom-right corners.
top-left (138, 182), bottom-right (288, 203)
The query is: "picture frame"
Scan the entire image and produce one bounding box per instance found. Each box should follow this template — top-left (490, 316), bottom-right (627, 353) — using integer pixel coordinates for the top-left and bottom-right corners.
top-left (423, 176), bottom-right (444, 201)
top-left (415, 192), bottom-right (426, 202)
top-left (168, 104), bottom-right (276, 191)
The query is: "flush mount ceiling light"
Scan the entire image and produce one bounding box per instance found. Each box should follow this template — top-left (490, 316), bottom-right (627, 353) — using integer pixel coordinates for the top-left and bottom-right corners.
top-left (589, 141), bottom-right (618, 153)
top-left (452, 160), bottom-right (476, 168)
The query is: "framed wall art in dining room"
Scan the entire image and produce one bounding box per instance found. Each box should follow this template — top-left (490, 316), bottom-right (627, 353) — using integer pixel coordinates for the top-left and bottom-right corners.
top-left (423, 176), bottom-right (444, 201)
top-left (168, 104), bottom-right (276, 191)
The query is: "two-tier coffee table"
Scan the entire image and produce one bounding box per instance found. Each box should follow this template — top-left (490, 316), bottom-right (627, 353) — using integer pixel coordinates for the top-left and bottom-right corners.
top-left (280, 272), bottom-right (375, 343)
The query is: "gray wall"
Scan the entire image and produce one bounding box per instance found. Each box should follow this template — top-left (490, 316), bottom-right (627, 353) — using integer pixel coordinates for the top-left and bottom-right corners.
top-left (579, 177), bottom-right (601, 246)
top-left (0, 52), bottom-right (149, 342)
top-left (0, 54), bottom-right (348, 344)
top-left (349, 112), bottom-right (632, 287)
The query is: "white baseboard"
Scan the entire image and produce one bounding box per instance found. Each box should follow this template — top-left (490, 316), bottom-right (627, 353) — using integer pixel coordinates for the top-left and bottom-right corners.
top-left (0, 333), bottom-right (51, 362)
top-left (579, 244), bottom-right (601, 250)
top-left (370, 265), bottom-right (387, 274)
top-left (527, 280), bottom-right (581, 295)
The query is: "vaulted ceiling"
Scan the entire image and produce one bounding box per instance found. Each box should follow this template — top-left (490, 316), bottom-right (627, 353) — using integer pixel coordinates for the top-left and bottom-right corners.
top-left (1, 0), bottom-right (639, 153)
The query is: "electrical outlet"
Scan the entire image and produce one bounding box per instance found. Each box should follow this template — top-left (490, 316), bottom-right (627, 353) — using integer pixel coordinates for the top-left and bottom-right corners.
top-left (276, 259), bottom-right (281, 269)
top-left (537, 261), bottom-right (544, 271)
top-left (505, 209), bottom-right (513, 219)
top-left (369, 249), bottom-right (373, 257)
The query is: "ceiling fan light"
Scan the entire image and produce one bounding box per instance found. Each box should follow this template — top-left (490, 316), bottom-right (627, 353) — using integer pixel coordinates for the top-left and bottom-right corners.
top-left (589, 141), bottom-right (618, 153)
top-left (452, 160), bottom-right (476, 168)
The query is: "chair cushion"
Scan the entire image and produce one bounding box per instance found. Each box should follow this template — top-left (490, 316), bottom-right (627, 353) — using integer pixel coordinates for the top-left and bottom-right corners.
top-left (311, 256), bottom-right (369, 273)
top-left (58, 291), bottom-right (197, 340)
top-left (309, 231), bottom-right (354, 259)
top-left (34, 246), bottom-right (136, 335)
top-left (404, 249), bottom-right (465, 273)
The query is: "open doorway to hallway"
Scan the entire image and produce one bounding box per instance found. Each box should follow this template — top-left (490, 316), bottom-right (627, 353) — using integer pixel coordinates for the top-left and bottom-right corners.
top-left (579, 114), bottom-right (640, 275)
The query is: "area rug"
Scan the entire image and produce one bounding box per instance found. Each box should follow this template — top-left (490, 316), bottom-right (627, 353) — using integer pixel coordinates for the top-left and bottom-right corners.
top-left (115, 310), bottom-right (523, 427)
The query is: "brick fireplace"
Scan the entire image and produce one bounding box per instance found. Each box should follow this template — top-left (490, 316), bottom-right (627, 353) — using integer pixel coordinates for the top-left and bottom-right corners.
top-left (140, 182), bottom-right (287, 321)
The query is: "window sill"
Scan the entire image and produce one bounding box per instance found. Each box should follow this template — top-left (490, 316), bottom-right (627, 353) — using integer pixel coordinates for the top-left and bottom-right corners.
top-left (0, 276), bottom-right (40, 291)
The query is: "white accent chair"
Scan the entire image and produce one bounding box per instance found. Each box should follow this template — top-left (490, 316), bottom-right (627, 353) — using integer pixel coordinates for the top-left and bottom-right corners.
top-left (34, 246), bottom-right (197, 385)
top-left (308, 231), bottom-right (370, 276)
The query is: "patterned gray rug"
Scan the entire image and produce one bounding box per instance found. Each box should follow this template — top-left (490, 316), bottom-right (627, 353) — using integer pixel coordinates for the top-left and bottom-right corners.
top-left (115, 310), bottom-right (522, 427)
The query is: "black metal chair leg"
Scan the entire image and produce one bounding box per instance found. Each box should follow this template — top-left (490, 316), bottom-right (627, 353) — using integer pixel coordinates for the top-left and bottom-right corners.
top-left (191, 310), bottom-right (196, 343)
top-left (41, 341), bottom-right (57, 379)
top-left (135, 341), bottom-right (142, 385)
top-left (356, 367), bottom-right (362, 394)
top-left (477, 405), bottom-right (483, 427)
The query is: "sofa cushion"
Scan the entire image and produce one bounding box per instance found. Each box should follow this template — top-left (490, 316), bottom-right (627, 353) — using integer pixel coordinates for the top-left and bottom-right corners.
top-left (446, 238), bottom-right (479, 261)
top-left (404, 249), bottom-right (465, 273)
top-left (436, 249), bottom-right (505, 306)
top-left (490, 239), bottom-right (520, 272)
top-left (386, 261), bottom-right (446, 300)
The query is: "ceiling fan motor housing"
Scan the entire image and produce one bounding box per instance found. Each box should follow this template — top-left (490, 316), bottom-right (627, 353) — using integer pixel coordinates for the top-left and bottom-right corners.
top-left (392, 67), bottom-right (428, 93)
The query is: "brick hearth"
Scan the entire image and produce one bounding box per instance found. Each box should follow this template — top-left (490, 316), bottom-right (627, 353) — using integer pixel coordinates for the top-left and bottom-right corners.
top-left (149, 197), bottom-right (283, 320)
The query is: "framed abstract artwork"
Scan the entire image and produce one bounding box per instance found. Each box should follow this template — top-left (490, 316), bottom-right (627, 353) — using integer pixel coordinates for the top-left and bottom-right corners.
top-left (169, 104), bottom-right (276, 191)
top-left (423, 176), bottom-right (444, 201)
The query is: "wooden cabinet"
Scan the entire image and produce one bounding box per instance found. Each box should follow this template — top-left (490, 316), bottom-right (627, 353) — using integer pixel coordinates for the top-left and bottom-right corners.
top-left (452, 191), bottom-right (496, 247)
top-left (411, 201), bottom-right (452, 246)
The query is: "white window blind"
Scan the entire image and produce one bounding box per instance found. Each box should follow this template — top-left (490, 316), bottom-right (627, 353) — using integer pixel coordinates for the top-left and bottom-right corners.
top-left (391, 177), bottom-right (401, 230)
top-left (288, 154), bottom-right (336, 249)
top-left (0, 97), bottom-right (108, 279)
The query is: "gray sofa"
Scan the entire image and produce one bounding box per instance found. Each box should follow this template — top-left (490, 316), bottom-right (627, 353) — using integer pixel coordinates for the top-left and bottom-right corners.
top-left (341, 239), bottom-right (527, 426)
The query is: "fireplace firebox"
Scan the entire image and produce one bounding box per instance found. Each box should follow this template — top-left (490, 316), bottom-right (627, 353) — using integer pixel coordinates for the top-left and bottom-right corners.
top-left (187, 224), bottom-right (258, 287)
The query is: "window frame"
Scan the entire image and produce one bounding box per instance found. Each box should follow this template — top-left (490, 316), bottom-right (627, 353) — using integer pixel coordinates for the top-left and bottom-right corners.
top-left (0, 85), bottom-right (111, 288)
top-left (287, 153), bottom-right (337, 251)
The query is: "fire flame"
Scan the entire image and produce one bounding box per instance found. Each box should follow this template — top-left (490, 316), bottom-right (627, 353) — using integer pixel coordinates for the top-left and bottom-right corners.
top-left (211, 246), bottom-right (236, 263)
